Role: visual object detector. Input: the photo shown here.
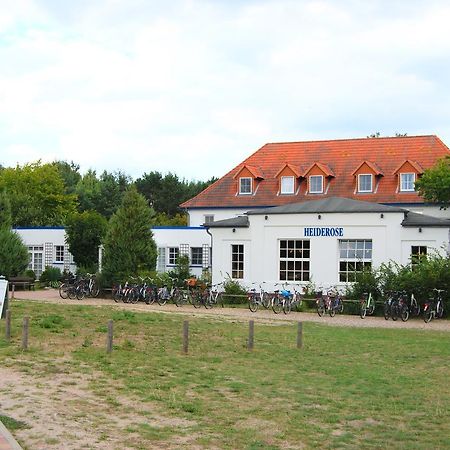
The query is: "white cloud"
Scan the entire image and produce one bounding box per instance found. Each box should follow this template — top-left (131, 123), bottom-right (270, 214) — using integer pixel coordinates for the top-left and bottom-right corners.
top-left (1, 0), bottom-right (450, 180)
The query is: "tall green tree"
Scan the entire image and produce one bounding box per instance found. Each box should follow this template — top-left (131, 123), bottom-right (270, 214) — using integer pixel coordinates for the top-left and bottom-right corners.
top-left (52, 160), bottom-right (82, 195)
top-left (102, 185), bottom-right (157, 283)
top-left (0, 193), bottom-right (29, 277)
top-left (65, 211), bottom-right (108, 272)
top-left (0, 161), bottom-right (78, 226)
top-left (416, 156), bottom-right (450, 209)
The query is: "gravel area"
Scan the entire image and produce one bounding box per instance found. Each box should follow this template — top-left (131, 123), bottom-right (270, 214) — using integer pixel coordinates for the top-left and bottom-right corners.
top-left (11, 288), bottom-right (450, 332)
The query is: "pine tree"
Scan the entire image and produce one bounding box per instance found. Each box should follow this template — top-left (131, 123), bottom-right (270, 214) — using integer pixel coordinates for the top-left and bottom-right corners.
top-left (102, 185), bottom-right (157, 283)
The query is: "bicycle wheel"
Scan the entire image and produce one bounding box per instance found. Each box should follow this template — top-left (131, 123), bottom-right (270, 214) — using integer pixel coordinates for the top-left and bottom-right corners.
top-left (437, 301), bottom-right (444, 319)
top-left (317, 301), bottom-right (325, 317)
top-left (76, 287), bottom-right (86, 300)
top-left (262, 292), bottom-right (271, 309)
top-left (173, 291), bottom-right (183, 307)
top-left (192, 291), bottom-right (202, 308)
top-left (204, 293), bottom-right (213, 309)
top-left (329, 305), bottom-right (336, 317)
top-left (112, 286), bottom-right (122, 303)
top-left (90, 282), bottom-right (100, 298)
top-left (423, 308), bottom-right (433, 323)
top-left (248, 295), bottom-right (258, 312)
top-left (283, 298), bottom-right (291, 314)
top-left (272, 297), bottom-right (283, 314)
top-left (338, 299), bottom-right (344, 314)
top-left (59, 283), bottom-right (69, 299)
top-left (367, 304), bottom-right (375, 316)
top-left (157, 295), bottom-right (167, 306)
top-left (391, 304), bottom-right (399, 321)
top-left (383, 303), bottom-right (390, 320)
top-left (360, 301), bottom-right (367, 319)
top-left (130, 289), bottom-right (139, 304)
top-left (400, 305), bottom-right (409, 322)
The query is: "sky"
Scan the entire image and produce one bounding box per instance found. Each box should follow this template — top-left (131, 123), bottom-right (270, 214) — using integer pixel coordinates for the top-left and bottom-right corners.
top-left (1, 0), bottom-right (450, 181)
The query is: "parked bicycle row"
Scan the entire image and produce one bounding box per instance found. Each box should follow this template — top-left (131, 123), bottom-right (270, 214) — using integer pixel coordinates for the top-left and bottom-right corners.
top-left (59, 273), bottom-right (100, 300)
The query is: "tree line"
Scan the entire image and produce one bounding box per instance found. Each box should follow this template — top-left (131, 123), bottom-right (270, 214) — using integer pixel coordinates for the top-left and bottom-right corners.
top-left (0, 160), bottom-right (216, 227)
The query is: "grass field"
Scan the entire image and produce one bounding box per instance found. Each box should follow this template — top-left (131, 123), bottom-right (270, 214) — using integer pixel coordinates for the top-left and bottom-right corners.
top-left (1, 301), bottom-right (449, 449)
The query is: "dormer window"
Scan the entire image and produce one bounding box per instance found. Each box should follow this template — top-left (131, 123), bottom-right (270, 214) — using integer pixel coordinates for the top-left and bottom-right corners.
top-left (239, 177), bottom-right (252, 194)
top-left (309, 175), bottom-right (323, 194)
top-left (280, 176), bottom-right (295, 194)
top-left (358, 174), bottom-right (373, 193)
top-left (400, 173), bottom-right (415, 192)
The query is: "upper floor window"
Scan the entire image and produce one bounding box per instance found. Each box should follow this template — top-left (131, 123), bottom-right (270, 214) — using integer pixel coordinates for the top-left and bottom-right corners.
top-left (280, 176), bottom-right (295, 194)
top-left (400, 173), bottom-right (415, 192)
top-left (239, 177), bottom-right (252, 195)
top-left (204, 215), bottom-right (215, 225)
top-left (309, 175), bottom-right (323, 194)
top-left (358, 174), bottom-right (373, 193)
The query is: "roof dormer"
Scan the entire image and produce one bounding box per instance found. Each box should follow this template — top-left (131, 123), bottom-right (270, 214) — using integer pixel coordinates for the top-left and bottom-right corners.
top-left (393, 160), bottom-right (424, 193)
top-left (303, 162), bottom-right (335, 195)
top-left (233, 165), bottom-right (264, 195)
top-left (352, 161), bottom-right (384, 194)
top-left (275, 163), bottom-right (303, 195)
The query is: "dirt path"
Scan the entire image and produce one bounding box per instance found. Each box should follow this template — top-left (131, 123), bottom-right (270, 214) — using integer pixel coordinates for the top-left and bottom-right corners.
top-left (11, 288), bottom-right (450, 332)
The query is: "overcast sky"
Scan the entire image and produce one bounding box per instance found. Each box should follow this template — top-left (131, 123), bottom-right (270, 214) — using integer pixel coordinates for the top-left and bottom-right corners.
top-left (1, 0), bottom-right (450, 181)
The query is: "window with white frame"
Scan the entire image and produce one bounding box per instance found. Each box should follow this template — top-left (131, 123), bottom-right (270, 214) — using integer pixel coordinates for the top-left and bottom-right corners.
top-left (27, 246), bottom-right (43, 278)
top-left (400, 173), bottom-right (415, 192)
top-left (280, 176), bottom-right (295, 194)
top-left (239, 177), bottom-right (252, 194)
top-left (231, 244), bottom-right (244, 279)
top-left (55, 245), bottom-right (64, 262)
top-left (411, 245), bottom-right (427, 268)
top-left (358, 174), bottom-right (373, 193)
top-left (339, 240), bottom-right (372, 282)
top-left (204, 214), bottom-right (215, 225)
top-left (191, 247), bottom-right (203, 266)
top-left (279, 239), bottom-right (310, 281)
top-left (309, 175), bottom-right (323, 193)
top-left (168, 247), bottom-right (179, 265)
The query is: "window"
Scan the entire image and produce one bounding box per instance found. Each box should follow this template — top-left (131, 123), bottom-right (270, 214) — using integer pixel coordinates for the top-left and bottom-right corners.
top-left (411, 246), bottom-right (427, 268)
top-left (231, 244), bottom-right (244, 279)
top-left (309, 175), bottom-right (323, 194)
top-left (239, 177), bottom-right (252, 194)
top-left (280, 176), bottom-right (295, 194)
top-left (191, 247), bottom-right (203, 266)
top-left (168, 247), bottom-right (179, 265)
top-left (358, 174), bottom-right (373, 193)
top-left (55, 245), bottom-right (64, 262)
top-left (400, 173), bottom-right (415, 192)
top-left (204, 215), bottom-right (215, 225)
top-left (279, 240), bottom-right (310, 281)
top-left (27, 246), bottom-right (44, 278)
top-left (339, 240), bottom-right (372, 282)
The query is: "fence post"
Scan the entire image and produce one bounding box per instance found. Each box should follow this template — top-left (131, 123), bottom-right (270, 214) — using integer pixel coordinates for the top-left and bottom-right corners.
top-left (22, 316), bottom-right (29, 350)
top-left (5, 309), bottom-right (11, 342)
top-left (183, 320), bottom-right (189, 354)
top-left (11, 284), bottom-right (15, 300)
top-left (248, 320), bottom-right (254, 350)
top-left (297, 321), bottom-right (303, 349)
top-left (106, 320), bottom-right (113, 354)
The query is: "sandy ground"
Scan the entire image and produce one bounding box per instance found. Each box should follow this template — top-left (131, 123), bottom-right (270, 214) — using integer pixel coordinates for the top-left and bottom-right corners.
top-left (1, 288), bottom-right (449, 449)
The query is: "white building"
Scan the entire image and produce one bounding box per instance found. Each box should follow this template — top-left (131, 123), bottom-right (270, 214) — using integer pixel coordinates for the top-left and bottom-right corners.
top-left (206, 197), bottom-right (450, 290)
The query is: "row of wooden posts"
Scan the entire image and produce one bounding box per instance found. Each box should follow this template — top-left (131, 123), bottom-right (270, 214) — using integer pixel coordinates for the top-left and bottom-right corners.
top-left (3, 311), bottom-right (304, 353)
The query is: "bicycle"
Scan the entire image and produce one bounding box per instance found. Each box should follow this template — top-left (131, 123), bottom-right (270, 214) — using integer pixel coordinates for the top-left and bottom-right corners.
top-left (248, 282), bottom-right (272, 312)
top-left (360, 292), bottom-right (375, 319)
top-left (423, 289), bottom-right (445, 323)
top-left (272, 284), bottom-right (293, 314)
top-left (327, 288), bottom-right (344, 317)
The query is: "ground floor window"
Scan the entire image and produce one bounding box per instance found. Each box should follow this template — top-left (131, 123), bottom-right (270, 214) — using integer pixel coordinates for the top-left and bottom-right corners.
top-left (279, 239), bottom-right (310, 281)
top-left (411, 245), bottom-right (427, 268)
top-left (339, 239), bottom-right (372, 282)
top-left (191, 247), bottom-right (203, 265)
top-left (55, 245), bottom-right (64, 262)
top-left (231, 244), bottom-right (244, 279)
top-left (168, 247), bottom-right (179, 265)
top-left (28, 246), bottom-right (44, 278)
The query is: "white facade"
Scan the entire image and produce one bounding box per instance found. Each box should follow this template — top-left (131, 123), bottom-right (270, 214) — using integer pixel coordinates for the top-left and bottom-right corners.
top-left (209, 209), bottom-right (449, 291)
top-left (14, 226), bottom-right (211, 278)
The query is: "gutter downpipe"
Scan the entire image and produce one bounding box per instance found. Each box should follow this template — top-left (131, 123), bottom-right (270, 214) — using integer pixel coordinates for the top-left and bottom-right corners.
top-left (205, 226), bottom-right (213, 275)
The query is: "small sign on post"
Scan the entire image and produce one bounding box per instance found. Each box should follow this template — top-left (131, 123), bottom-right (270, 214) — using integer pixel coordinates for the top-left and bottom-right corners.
top-left (0, 276), bottom-right (8, 319)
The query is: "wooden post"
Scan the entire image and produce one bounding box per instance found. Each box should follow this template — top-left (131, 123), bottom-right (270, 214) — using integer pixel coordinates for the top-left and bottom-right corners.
top-left (22, 316), bottom-right (29, 350)
top-left (248, 320), bottom-right (254, 350)
top-left (297, 321), bottom-right (303, 349)
top-left (183, 320), bottom-right (189, 354)
top-left (5, 309), bottom-right (11, 342)
top-left (11, 284), bottom-right (15, 300)
top-left (106, 320), bottom-right (113, 354)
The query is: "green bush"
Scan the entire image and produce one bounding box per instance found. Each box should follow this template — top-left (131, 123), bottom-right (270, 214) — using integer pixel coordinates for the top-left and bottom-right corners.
top-left (222, 277), bottom-right (247, 305)
top-left (40, 266), bottom-right (62, 283)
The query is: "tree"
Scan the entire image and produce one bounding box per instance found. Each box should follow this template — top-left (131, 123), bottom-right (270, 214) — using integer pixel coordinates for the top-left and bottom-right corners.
top-left (65, 211), bottom-right (108, 272)
top-left (415, 156), bottom-right (450, 209)
top-left (52, 160), bottom-right (82, 195)
top-left (0, 161), bottom-right (78, 226)
top-left (0, 194), bottom-right (28, 277)
top-left (102, 186), bottom-right (157, 283)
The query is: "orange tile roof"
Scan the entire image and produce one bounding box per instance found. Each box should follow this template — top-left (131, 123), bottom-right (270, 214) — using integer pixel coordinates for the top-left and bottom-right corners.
top-left (181, 135), bottom-right (450, 208)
